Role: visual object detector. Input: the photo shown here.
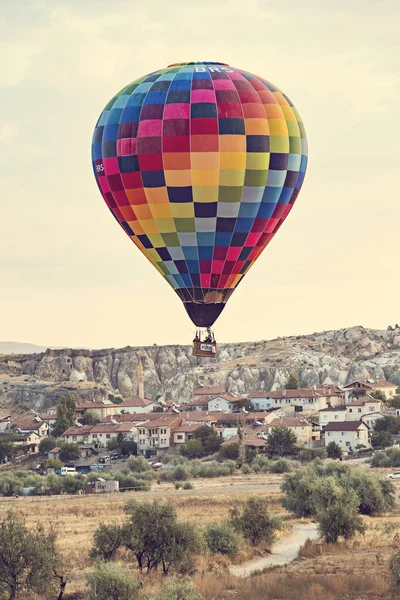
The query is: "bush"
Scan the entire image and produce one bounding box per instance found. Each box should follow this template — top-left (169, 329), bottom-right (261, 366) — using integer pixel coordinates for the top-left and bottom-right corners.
top-left (59, 443), bottom-right (80, 462)
top-left (317, 495), bottom-right (365, 543)
top-left (205, 521), bottom-right (240, 556)
top-left (297, 448), bottom-right (327, 463)
top-left (251, 455), bottom-right (271, 473)
top-left (241, 463), bottom-right (252, 474)
top-left (326, 441), bottom-right (343, 460)
top-left (86, 561), bottom-right (140, 600)
top-left (180, 439), bottom-right (204, 459)
top-left (127, 456), bottom-right (151, 473)
top-left (174, 482), bottom-right (182, 490)
top-left (149, 578), bottom-right (204, 600)
top-left (270, 458), bottom-right (293, 473)
top-left (371, 430), bottom-right (392, 449)
top-left (230, 497), bottom-right (279, 546)
top-left (90, 523), bottom-right (124, 561)
top-left (39, 437), bottom-right (60, 453)
top-left (218, 443), bottom-right (240, 461)
top-left (371, 447), bottom-right (400, 468)
top-left (182, 481), bottom-right (193, 490)
top-left (266, 427), bottom-right (297, 457)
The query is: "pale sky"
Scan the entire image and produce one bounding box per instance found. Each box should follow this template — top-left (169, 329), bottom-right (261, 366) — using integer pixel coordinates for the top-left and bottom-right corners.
top-left (1, 0), bottom-right (399, 349)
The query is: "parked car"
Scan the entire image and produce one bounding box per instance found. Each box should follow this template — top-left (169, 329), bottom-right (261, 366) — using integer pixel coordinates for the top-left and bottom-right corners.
top-left (387, 472), bottom-right (400, 479)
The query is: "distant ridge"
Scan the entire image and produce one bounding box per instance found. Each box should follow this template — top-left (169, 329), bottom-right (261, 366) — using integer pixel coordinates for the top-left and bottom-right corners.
top-left (0, 342), bottom-right (61, 354)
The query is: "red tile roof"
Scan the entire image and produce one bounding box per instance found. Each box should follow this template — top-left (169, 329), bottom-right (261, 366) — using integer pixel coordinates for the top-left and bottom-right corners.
top-left (268, 418), bottom-right (311, 428)
top-left (324, 421), bottom-right (367, 432)
top-left (346, 397), bottom-right (380, 407)
top-left (221, 434), bottom-right (267, 448)
top-left (12, 417), bottom-right (48, 430)
top-left (118, 397), bottom-right (153, 407)
top-left (193, 385), bottom-right (224, 396)
top-left (141, 417), bottom-right (181, 429)
top-left (173, 424), bottom-right (201, 433)
top-left (63, 426), bottom-right (92, 436)
top-left (319, 405), bottom-right (347, 412)
top-left (249, 389), bottom-right (322, 399)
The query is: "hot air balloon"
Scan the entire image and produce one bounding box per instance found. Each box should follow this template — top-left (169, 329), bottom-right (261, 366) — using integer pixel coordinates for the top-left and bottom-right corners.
top-left (92, 62), bottom-right (307, 357)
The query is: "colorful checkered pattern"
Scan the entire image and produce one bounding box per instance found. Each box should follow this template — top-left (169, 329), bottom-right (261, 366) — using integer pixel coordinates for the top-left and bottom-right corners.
top-left (92, 62), bottom-right (308, 326)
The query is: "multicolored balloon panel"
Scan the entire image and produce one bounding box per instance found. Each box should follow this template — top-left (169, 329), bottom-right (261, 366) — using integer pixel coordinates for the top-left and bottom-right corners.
top-left (92, 62), bottom-right (308, 327)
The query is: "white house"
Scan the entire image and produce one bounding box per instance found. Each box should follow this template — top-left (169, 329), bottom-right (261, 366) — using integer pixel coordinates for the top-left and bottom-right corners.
top-left (324, 421), bottom-right (370, 451)
top-left (11, 417), bottom-right (50, 438)
top-left (193, 385), bottom-right (224, 399)
top-left (207, 395), bottom-right (246, 413)
top-left (172, 424), bottom-right (201, 448)
top-left (63, 423), bottom-right (137, 447)
top-left (318, 405), bottom-right (347, 430)
top-left (248, 389), bottom-right (328, 412)
top-left (361, 411), bottom-right (385, 429)
top-left (346, 397), bottom-right (382, 421)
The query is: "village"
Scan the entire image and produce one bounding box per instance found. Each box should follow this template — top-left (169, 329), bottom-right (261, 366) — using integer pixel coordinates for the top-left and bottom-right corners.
top-left (0, 374), bottom-right (398, 495)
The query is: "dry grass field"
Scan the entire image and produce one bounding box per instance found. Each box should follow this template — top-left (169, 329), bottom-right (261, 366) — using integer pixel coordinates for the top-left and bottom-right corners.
top-left (0, 472), bottom-right (399, 599)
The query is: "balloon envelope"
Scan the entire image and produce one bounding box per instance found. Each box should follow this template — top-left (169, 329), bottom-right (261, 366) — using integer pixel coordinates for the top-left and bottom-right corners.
top-left (92, 62), bottom-right (308, 327)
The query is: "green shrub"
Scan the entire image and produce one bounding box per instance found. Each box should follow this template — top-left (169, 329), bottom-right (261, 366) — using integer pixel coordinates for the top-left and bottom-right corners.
top-left (241, 463), bottom-right (252, 474)
top-left (174, 482), bottom-right (182, 490)
top-left (127, 456), bottom-right (151, 473)
top-left (270, 458), bottom-right (292, 473)
top-left (205, 521), bottom-right (240, 556)
top-left (149, 577), bottom-right (204, 600)
top-left (297, 447), bottom-right (327, 463)
top-left (90, 523), bottom-right (124, 561)
top-left (317, 493), bottom-right (365, 543)
top-left (230, 497), bottom-right (279, 546)
top-left (182, 481), bottom-right (193, 490)
top-left (251, 455), bottom-right (271, 473)
top-left (86, 561), bottom-right (140, 600)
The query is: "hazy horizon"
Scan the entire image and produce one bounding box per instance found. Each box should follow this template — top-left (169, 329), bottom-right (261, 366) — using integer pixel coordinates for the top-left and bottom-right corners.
top-left (1, 0), bottom-right (399, 349)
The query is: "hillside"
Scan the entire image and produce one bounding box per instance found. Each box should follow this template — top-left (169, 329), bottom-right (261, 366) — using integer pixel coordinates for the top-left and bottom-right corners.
top-left (0, 325), bottom-right (400, 411)
top-left (0, 341), bottom-right (59, 354)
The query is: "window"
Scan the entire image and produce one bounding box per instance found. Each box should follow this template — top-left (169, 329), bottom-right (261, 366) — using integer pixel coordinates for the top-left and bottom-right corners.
top-left (92, 434), bottom-right (97, 438)
top-left (327, 432), bottom-right (331, 437)
top-left (73, 436), bottom-right (77, 441)
top-left (341, 432), bottom-right (344, 436)
top-left (335, 415), bottom-right (338, 420)
top-left (369, 407), bottom-right (373, 412)
top-left (349, 409), bottom-right (353, 413)
top-left (106, 434), bottom-right (110, 439)
top-left (358, 408), bottom-right (361, 413)
top-left (346, 441), bottom-right (350, 447)
top-left (177, 435), bottom-right (183, 440)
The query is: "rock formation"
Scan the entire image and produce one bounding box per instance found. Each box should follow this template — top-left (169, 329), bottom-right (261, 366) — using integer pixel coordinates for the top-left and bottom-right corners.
top-left (0, 325), bottom-right (399, 411)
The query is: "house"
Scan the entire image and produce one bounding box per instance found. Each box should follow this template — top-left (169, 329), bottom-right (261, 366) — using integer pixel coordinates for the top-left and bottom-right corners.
top-left (86, 478), bottom-right (119, 494)
top-left (48, 447), bottom-right (61, 461)
top-left (215, 412), bottom-right (271, 440)
top-left (89, 423), bottom-right (138, 446)
top-left (248, 389), bottom-right (328, 413)
top-left (220, 433), bottom-right (267, 453)
top-left (172, 424), bottom-right (201, 448)
top-left (346, 397), bottom-right (382, 421)
top-left (63, 425), bottom-right (92, 444)
top-left (103, 413), bottom-right (162, 424)
top-left (0, 412), bottom-right (11, 431)
top-left (267, 417), bottom-right (314, 446)
top-left (11, 417), bottom-right (50, 438)
top-left (361, 412), bottom-right (385, 429)
top-left (342, 379), bottom-right (397, 401)
top-left (75, 400), bottom-right (118, 421)
top-left (116, 397), bottom-right (156, 414)
top-left (14, 432), bottom-right (41, 453)
top-left (137, 417), bottom-right (181, 457)
top-left (193, 385), bottom-right (224, 398)
top-left (184, 398), bottom-right (210, 411)
top-left (318, 405), bottom-right (347, 430)
top-left (368, 380), bottom-right (398, 399)
top-left (207, 395), bottom-right (247, 413)
top-left (324, 421), bottom-right (370, 451)
top-left (315, 385), bottom-right (345, 407)
top-left (180, 411), bottom-right (220, 427)
top-left (38, 413), bottom-right (58, 426)
top-left (45, 405), bottom-right (59, 415)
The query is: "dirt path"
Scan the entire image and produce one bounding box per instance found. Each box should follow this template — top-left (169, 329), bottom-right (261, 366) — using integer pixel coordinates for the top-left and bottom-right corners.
top-left (229, 522), bottom-right (319, 577)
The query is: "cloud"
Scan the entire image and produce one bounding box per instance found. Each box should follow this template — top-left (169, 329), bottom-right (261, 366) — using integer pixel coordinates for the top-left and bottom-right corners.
top-left (0, 122), bottom-right (20, 141)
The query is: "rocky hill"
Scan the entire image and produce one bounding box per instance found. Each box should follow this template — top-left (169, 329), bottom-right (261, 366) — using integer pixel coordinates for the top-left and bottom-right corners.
top-left (0, 325), bottom-right (400, 412)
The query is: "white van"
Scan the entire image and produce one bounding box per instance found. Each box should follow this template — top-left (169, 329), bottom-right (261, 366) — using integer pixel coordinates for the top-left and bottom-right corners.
top-left (60, 467), bottom-right (77, 476)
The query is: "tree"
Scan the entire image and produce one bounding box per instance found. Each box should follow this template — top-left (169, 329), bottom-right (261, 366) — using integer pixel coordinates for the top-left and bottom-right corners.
top-left (90, 523), bottom-right (124, 561)
top-left (285, 373), bottom-right (299, 390)
top-left (0, 511), bottom-right (62, 600)
top-left (120, 440), bottom-right (138, 456)
top-left (371, 430), bottom-right (392, 449)
top-left (46, 458), bottom-right (63, 470)
top-left (59, 443), bottom-right (80, 462)
top-left (180, 439), bottom-right (204, 459)
top-left (192, 425), bottom-right (222, 454)
top-left (229, 497), bottom-right (279, 546)
top-left (39, 437), bottom-right (60, 454)
top-left (205, 521), bottom-right (240, 556)
top-left (123, 501), bottom-right (202, 574)
top-left (218, 443), bottom-right (240, 461)
top-left (87, 561), bottom-right (140, 600)
top-left (326, 441), bottom-right (343, 460)
top-left (0, 441), bottom-right (14, 463)
top-left (79, 410), bottom-right (100, 426)
top-left (369, 389), bottom-right (387, 402)
top-left (374, 416), bottom-right (400, 434)
top-left (52, 394), bottom-right (76, 437)
top-left (266, 427), bottom-right (297, 457)
top-left (317, 492), bottom-right (365, 543)
top-left (152, 405), bottom-right (164, 413)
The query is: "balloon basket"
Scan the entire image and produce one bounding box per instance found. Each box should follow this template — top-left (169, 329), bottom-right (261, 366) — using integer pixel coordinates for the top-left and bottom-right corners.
top-left (192, 329), bottom-right (217, 358)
